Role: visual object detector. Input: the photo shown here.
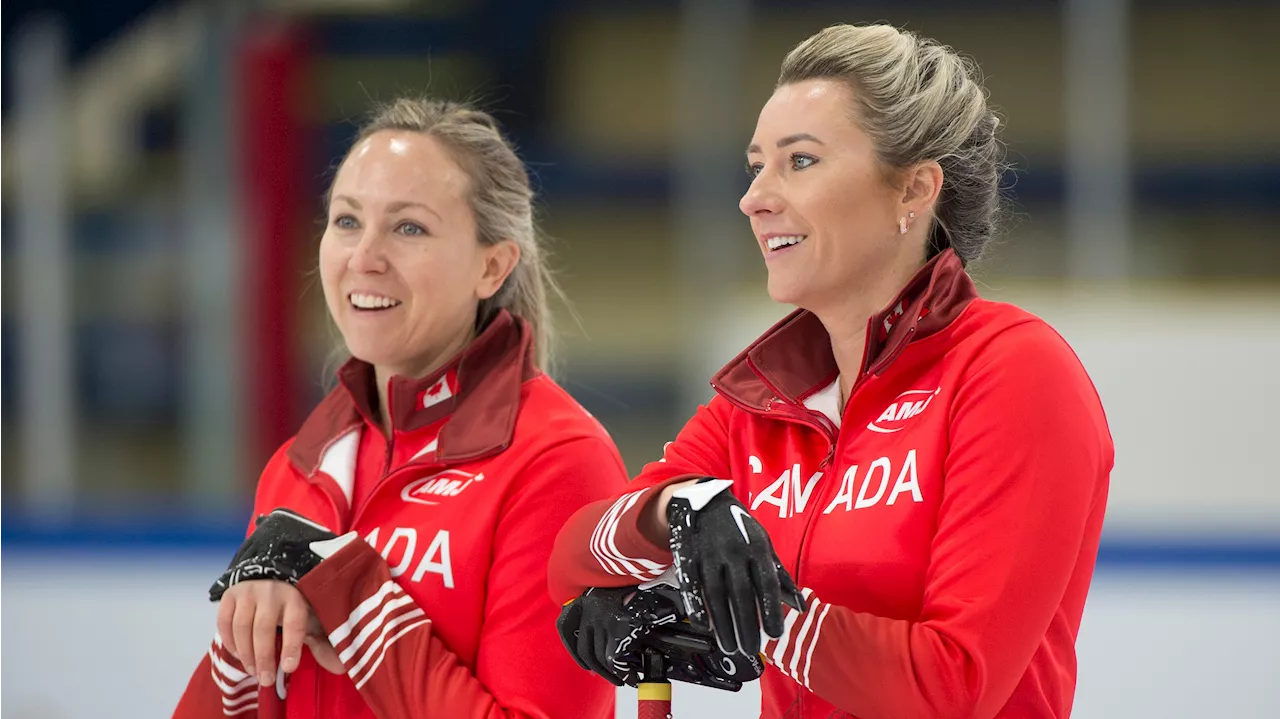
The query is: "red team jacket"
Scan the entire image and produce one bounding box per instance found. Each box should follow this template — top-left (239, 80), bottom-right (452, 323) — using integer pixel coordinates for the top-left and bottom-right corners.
top-left (550, 250), bottom-right (1114, 719)
top-left (174, 311), bottom-right (626, 719)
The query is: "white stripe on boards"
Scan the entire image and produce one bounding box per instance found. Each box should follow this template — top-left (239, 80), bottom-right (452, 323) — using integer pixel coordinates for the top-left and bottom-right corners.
top-left (329, 580), bottom-right (403, 646)
top-left (352, 617), bottom-right (432, 690)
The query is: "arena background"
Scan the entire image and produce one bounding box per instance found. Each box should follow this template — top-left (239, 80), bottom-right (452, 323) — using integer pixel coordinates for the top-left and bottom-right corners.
top-left (2, 0), bottom-right (1278, 716)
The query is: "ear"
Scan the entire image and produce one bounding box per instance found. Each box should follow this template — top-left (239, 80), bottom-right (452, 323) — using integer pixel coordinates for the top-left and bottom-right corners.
top-left (899, 160), bottom-right (944, 218)
top-left (476, 239), bottom-right (521, 300)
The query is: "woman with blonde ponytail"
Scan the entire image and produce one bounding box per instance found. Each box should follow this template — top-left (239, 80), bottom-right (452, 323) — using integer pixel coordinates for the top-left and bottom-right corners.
top-left (173, 97), bottom-right (626, 719)
top-left (552, 24), bottom-right (1112, 719)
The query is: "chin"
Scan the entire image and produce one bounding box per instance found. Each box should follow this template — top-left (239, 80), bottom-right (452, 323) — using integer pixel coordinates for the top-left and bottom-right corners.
top-left (766, 276), bottom-right (808, 308)
top-left (342, 339), bottom-right (396, 369)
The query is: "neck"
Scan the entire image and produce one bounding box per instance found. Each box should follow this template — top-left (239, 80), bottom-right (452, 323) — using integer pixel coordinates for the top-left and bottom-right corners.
top-left (372, 324), bottom-right (475, 435)
top-left (813, 258), bottom-right (923, 409)
top-left (819, 303), bottom-right (872, 410)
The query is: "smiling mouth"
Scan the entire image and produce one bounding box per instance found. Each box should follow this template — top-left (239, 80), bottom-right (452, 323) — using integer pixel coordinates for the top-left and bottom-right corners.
top-left (766, 235), bottom-right (807, 251)
top-left (349, 293), bottom-right (402, 311)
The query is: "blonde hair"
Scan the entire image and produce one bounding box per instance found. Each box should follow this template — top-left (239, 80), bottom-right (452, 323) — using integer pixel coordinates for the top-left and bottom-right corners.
top-left (337, 97), bottom-right (559, 370)
top-left (779, 24), bottom-right (1007, 266)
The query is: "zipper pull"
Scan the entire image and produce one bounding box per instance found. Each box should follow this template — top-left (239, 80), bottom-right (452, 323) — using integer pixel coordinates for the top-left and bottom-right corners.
top-left (819, 439), bottom-right (838, 469)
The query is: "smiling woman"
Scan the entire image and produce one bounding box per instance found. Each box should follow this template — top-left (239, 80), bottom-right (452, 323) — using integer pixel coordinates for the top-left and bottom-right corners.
top-left (321, 127), bottom-right (516, 433)
top-left (171, 97), bottom-right (628, 719)
top-left (550, 24), bottom-right (1114, 719)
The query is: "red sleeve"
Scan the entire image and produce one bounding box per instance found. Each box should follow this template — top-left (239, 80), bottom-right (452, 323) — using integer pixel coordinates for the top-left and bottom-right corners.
top-left (173, 442), bottom-right (298, 719)
top-left (763, 322), bottom-right (1113, 719)
top-left (547, 395), bottom-right (736, 603)
top-left (171, 634), bottom-right (283, 719)
top-left (296, 436), bottom-right (627, 719)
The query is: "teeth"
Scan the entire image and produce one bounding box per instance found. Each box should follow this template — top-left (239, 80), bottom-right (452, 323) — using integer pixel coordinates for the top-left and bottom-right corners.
top-left (350, 293), bottom-right (401, 309)
top-left (767, 235), bottom-right (806, 251)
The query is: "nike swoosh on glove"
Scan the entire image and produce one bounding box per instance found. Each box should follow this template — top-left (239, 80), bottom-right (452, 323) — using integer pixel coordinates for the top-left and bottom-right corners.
top-left (666, 478), bottom-right (806, 655)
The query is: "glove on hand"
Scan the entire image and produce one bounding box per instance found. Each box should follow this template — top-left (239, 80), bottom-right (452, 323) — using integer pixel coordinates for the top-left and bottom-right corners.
top-left (556, 574), bottom-right (766, 691)
top-left (666, 478), bottom-right (806, 655)
top-left (209, 508), bottom-right (338, 602)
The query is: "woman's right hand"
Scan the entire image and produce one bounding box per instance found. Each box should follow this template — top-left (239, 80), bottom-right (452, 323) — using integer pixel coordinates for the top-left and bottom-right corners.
top-left (640, 479), bottom-right (700, 545)
top-left (654, 478), bottom-right (806, 655)
top-left (217, 580), bottom-right (344, 686)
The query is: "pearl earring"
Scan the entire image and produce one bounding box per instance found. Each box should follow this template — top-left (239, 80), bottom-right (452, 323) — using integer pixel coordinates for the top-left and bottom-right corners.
top-left (899, 217), bottom-right (908, 234)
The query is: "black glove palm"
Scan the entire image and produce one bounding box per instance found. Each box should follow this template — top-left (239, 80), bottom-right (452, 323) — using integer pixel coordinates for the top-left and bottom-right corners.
top-left (666, 478), bottom-right (806, 655)
top-left (556, 581), bottom-right (764, 692)
top-left (555, 587), bottom-right (639, 686)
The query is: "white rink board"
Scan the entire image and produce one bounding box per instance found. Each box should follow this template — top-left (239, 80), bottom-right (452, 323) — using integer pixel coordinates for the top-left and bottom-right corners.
top-left (3, 555), bottom-right (1278, 719)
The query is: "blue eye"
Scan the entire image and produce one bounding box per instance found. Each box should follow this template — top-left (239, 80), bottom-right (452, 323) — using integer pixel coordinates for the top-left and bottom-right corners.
top-left (334, 215), bottom-right (358, 229)
top-left (746, 162), bottom-right (764, 178)
top-left (791, 154), bottom-right (818, 170)
top-left (397, 222), bottom-right (428, 237)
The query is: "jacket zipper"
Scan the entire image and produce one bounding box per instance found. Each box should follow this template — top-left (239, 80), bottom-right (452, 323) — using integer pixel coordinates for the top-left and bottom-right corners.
top-left (717, 316), bottom-right (914, 714)
top-left (350, 387), bottom-right (416, 530)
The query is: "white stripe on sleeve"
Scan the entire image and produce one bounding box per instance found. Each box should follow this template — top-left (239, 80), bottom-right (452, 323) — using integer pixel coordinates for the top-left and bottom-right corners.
top-left (801, 602), bottom-right (832, 689)
top-left (352, 616), bottom-right (432, 690)
top-left (328, 580), bottom-right (403, 646)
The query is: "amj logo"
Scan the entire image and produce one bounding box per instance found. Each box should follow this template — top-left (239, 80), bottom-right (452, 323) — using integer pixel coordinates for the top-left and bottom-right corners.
top-left (402, 469), bottom-right (484, 506)
top-left (867, 388), bottom-right (939, 434)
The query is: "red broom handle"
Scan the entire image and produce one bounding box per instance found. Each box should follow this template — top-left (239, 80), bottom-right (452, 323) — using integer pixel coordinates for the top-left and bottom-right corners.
top-left (637, 680), bottom-right (672, 719)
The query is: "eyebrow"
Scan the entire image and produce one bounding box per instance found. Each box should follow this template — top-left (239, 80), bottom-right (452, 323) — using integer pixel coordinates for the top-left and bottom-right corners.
top-left (332, 195), bottom-right (442, 221)
top-left (746, 133), bottom-right (826, 155)
top-left (388, 200), bottom-right (442, 221)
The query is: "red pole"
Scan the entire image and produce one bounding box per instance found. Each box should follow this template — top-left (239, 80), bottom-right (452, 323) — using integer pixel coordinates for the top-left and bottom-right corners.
top-left (637, 681), bottom-right (672, 719)
top-left (234, 21), bottom-right (311, 478)
top-left (638, 650), bottom-right (673, 719)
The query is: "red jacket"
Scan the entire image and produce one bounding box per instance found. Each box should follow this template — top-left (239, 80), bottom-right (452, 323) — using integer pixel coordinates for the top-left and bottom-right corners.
top-left (549, 250), bottom-right (1114, 719)
top-left (174, 311), bottom-right (626, 719)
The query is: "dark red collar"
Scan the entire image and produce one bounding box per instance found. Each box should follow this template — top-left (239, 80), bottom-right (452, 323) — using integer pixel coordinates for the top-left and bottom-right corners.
top-left (287, 309), bottom-right (537, 474)
top-left (710, 249), bottom-right (977, 411)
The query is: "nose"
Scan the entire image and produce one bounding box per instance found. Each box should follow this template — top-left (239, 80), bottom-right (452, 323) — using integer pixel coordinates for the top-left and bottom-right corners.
top-left (739, 171), bottom-right (784, 218)
top-left (348, 230), bottom-right (388, 274)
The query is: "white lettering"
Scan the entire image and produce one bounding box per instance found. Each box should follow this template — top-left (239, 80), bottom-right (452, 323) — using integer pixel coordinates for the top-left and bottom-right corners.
top-left (411, 529), bottom-right (454, 588)
top-left (364, 527), bottom-right (380, 547)
top-left (381, 527), bottom-right (417, 578)
top-left (791, 464), bottom-right (823, 516)
top-left (435, 479), bottom-right (463, 496)
top-left (752, 469), bottom-right (791, 518)
top-left (886, 450), bottom-right (922, 505)
top-left (855, 458), bottom-right (892, 509)
top-left (823, 464), bottom-right (859, 514)
top-left (895, 400), bottom-right (924, 421)
top-left (746, 455), bottom-right (763, 505)
top-left (877, 404), bottom-right (899, 423)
